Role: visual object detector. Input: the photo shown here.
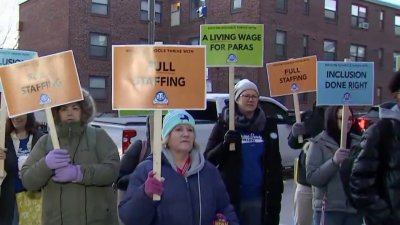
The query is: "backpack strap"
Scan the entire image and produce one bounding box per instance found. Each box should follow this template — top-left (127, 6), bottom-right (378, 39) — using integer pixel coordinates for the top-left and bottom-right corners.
top-left (139, 140), bottom-right (147, 162)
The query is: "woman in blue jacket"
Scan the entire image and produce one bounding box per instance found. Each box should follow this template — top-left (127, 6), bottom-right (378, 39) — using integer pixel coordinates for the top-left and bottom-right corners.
top-left (118, 110), bottom-right (239, 225)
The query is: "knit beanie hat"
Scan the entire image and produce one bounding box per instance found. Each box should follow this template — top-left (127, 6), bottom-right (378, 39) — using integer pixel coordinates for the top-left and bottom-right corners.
top-left (162, 110), bottom-right (196, 139)
top-left (234, 79), bottom-right (259, 100)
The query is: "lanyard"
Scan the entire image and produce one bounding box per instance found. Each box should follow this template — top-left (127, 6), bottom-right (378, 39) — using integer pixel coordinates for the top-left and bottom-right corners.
top-left (177, 156), bottom-right (191, 176)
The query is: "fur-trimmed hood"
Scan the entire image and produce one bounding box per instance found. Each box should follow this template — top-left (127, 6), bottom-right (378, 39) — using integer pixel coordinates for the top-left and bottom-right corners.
top-left (52, 89), bottom-right (96, 125)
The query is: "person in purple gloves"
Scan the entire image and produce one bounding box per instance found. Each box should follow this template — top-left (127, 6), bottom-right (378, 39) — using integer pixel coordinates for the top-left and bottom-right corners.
top-left (21, 89), bottom-right (120, 225)
top-left (118, 110), bottom-right (239, 225)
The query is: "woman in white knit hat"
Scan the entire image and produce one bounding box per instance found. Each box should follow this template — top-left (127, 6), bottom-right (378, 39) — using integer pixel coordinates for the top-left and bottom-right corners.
top-left (205, 79), bottom-right (284, 225)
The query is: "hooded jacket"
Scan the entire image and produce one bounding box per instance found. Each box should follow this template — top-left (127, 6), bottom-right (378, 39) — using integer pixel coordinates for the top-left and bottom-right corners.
top-left (20, 90), bottom-right (120, 225)
top-left (118, 148), bottom-right (239, 225)
top-left (306, 131), bottom-right (360, 213)
top-left (349, 103), bottom-right (400, 225)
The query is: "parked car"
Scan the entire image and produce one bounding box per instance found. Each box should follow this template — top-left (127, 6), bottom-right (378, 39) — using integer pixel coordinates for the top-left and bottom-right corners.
top-left (91, 93), bottom-right (300, 168)
top-left (355, 102), bottom-right (396, 133)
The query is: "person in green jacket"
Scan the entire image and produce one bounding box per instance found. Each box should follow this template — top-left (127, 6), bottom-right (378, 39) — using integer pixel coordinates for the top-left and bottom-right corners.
top-left (21, 89), bottom-right (120, 225)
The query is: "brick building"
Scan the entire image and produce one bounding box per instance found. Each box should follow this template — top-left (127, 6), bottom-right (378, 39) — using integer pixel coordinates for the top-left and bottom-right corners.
top-left (19, 0), bottom-right (400, 112)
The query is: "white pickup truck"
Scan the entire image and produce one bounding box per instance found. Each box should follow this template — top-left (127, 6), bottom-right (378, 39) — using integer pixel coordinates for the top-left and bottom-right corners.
top-left (90, 93), bottom-right (300, 168)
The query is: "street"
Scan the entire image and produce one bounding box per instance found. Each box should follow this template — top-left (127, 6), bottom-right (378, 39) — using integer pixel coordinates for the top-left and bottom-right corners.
top-left (280, 178), bottom-right (295, 225)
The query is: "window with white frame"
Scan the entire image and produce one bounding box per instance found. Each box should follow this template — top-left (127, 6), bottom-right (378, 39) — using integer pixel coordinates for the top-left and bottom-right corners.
top-left (395, 15), bottom-right (400, 36)
top-left (140, 0), bottom-right (162, 23)
top-left (324, 0), bottom-right (337, 20)
top-left (351, 5), bottom-right (367, 28)
top-left (275, 30), bottom-right (286, 59)
top-left (380, 11), bottom-right (385, 30)
top-left (323, 40), bottom-right (336, 61)
top-left (89, 76), bottom-right (107, 100)
top-left (90, 33), bottom-right (108, 58)
top-left (350, 44), bottom-right (366, 61)
top-left (393, 52), bottom-right (400, 71)
top-left (190, 0), bottom-right (205, 21)
top-left (231, 0), bottom-right (242, 12)
top-left (91, 0), bottom-right (108, 16)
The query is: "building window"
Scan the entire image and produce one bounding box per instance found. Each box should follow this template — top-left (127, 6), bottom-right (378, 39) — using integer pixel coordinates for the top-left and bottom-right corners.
top-left (303, 35), bottom-right (309, 56)
top-left (323, 40), bottom-right (336, 61)
top-left (378, 48), bottom-right (384, 67)
top-left (395, 16), bottom-right (400, 36)
top-left (276, 0), bottom-right (287, 13)
top-left (90, 33), bottom-right (108, 58)
top-left (275, 30), bottom-right (286, 59)
top-left (380, 11), bottom-right (385, 30)
top-left (189, 37), bottom-right (200, 45)
top-left (190, 0), bottom-right (205, 21)
top-left (140, 0), bottom-right (162, 23)
top-left (304, 0), bottom-right (309, 15)
top-left (231, 0), bottom-right (242, 12)
top-left (394, 52), bottom-right (400, 71)
top-left (351, 5), bottom-right (367, 29)
top-left (91, 0), bottom-right (108, 16)
top-left (89, 76), bottom-right (107, 100)
top-left (324, 0), bottom-right (337, 21)
top-left (350, 44), bottom-right (366, 62)
top-left (171, 2), bottom-right (180, 26)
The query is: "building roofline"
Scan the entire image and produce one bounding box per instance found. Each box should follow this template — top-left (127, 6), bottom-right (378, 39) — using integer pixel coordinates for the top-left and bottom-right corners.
top-left (363, 0), bottom-right (400, 10)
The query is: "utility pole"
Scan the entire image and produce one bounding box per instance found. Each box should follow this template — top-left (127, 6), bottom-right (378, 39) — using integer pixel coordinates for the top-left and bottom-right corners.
top-left (148, 0), bottom-right (155, 44)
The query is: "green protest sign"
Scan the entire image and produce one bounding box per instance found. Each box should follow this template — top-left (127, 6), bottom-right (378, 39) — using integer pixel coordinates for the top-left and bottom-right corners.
top-left (200, 24), bottom-right (264, 67)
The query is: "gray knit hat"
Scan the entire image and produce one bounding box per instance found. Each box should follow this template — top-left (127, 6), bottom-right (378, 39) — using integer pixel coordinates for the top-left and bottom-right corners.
top-left (234, 79), bottom-right (259, 100)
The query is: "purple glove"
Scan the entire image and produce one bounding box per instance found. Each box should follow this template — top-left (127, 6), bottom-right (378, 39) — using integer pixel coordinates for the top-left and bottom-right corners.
top-left (144, 171), bottom-right (164, 198)
top-left (52, 164), bottom-right (83, 183)
top-left (45, 149), bottom-right (71, 170)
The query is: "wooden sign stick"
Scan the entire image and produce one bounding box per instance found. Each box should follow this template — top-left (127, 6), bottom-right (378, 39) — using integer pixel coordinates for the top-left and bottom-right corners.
top-left (152, 110), bottom-right (162, 201)
top-left (340, 105), bottom-right (350, 149)
top-left (45, 108), bottom-right (60, 149)
top-left (0, 94), bottom-right (8, 182)
top-left (228, 66), bottom-right (236, 151)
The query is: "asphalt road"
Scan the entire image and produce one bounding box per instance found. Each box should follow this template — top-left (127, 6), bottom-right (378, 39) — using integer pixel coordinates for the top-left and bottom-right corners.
top-left (280, 178), bottom-right (295, 225)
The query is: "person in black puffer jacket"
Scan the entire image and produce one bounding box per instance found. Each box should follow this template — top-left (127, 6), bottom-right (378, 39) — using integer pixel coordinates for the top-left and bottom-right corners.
top-left (349, 71), bottom-right (400, 225)
top-left (205, 79), bottom-right (283, 225)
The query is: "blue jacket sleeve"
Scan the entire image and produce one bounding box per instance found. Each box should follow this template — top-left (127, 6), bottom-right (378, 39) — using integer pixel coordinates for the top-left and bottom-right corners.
top-left (118, 161), bottom-right (157, 225)
top-left (213, 166), bottom-right (239, 225)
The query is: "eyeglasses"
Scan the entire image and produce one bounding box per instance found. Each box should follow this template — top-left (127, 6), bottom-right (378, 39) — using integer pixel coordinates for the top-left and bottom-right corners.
top-left (240, 94), bottom-right (259, 100)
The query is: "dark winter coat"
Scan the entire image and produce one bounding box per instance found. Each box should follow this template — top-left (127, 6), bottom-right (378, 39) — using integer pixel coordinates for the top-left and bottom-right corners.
top-left (350, 104), bottom-right (400, 225)
top-left (287, 106), bottom-right (325, 186)
top-left (118, 148), bottom-right (239, 225)
top-left (116, 139), bottom-right (151, 191)
top-left (0, 131), bottom-right (43, 225)
top-left (205, 106), bottom-right (284, 225)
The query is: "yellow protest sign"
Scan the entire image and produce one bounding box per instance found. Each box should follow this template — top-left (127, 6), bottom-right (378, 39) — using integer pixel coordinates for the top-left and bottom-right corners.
top-left (0, 51), bottom-right (83, 117)
top-left (266, 56), bottom-right (317, 97)
top-left (113, 45), bottom-right (206, 110)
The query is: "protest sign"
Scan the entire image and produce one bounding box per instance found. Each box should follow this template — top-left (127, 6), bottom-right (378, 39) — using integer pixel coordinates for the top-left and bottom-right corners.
top-left (113, 45), bottom-right (206, 110)
top-left (266, 56), bottom-right (317, 97)
top-left (200, 24), bottom-right (264, 67)
top-left (317, 61), bottom-right (374, 106)
top-left (0, 51), bottom-right (82, 117)
top-left (0, 49), bottom-right (38, 91)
